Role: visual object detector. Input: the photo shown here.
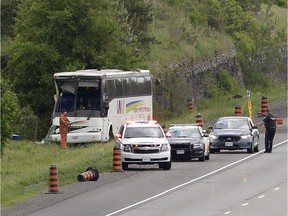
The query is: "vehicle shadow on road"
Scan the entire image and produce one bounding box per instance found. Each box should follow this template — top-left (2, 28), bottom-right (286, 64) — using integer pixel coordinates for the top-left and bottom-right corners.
top-left (172, 159), bottom-right (206, 162)
top-left (126, 165), bottom-right (163, 171)
top-left (212, 150), bottom-right (252, 154)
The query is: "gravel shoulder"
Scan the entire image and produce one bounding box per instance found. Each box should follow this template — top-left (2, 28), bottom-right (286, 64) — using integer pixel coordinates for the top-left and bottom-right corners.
top-left (2, 100), bottom-right (287, 216)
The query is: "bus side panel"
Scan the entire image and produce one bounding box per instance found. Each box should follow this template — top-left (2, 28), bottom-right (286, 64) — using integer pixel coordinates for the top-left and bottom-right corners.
top-left (107, 96), bottom-right (153, 134)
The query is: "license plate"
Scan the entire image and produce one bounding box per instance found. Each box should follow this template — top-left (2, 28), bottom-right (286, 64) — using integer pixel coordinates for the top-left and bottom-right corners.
top-left (225, 142), bottom-right (233, 146)
top-left (176, 150), bottom-right (185, 154)
top-left (142, 157), bottom-right (151, 162)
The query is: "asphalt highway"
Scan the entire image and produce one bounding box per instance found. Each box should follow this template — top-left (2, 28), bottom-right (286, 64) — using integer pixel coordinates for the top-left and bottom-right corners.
top-left (24, 127), bottom-right (287, 216)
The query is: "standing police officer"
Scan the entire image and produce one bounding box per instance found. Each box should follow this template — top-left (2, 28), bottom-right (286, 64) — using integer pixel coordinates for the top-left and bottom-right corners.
top-left (257, 109), bottom-right (277, 153)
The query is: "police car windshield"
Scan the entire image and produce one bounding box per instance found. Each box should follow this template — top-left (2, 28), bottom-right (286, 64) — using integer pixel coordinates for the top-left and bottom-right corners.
top-left (215, 119), bottom-right (249, 129)
top-left (124, 127), bottom-right (164, 138)
top-left (168, 128), bottom-right (201, 138)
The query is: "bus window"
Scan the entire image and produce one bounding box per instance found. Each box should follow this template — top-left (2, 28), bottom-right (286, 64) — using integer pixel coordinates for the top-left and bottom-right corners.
top-left (115, 78), bottom-right (123, 97)
top-left (137, 77), bottom-right (145, 95)
top-left (107, 80), bottom-right (116, 100)
top-left (130, 77), bottom-right (138, 96)
top-left (123, 78), bottom-right (131, 96)
top-left (59, 91), bottom-right (75, 112)
top-left (77, 97), bottom-right (86, 110)
top-left (87, 98), bottom-right (100, 110)
top-left (145, 76), bottom-right (152, 94)
top-left (76, 86), bottom-right (101, 110)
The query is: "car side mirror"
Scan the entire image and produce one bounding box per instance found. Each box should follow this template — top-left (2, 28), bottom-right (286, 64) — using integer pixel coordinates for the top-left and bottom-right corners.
top-left (208, 126), bottom-right (213, 130)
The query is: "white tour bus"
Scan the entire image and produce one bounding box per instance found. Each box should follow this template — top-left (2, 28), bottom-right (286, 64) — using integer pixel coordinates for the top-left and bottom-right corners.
top-left (46, 69), bottom-right (153, 144)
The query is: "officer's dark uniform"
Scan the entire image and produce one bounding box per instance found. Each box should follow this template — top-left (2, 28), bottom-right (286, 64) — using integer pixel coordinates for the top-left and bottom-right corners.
top-left (262, 112), bottom-right (277, 153)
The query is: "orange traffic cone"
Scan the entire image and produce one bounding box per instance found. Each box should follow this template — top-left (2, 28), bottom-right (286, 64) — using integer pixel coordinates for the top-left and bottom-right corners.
top-left (261, 96), bottom-right (268, 116)
top-left (112, 145), bottom-right (123, 172)
top-left (77, 167), bottom-right (99, 182)
top-left (47, 165), bottom-right (60, 194)
top-left (234, 105), bottom-right (242, 116)
top-left (196, 113), bottom-right (204, 128)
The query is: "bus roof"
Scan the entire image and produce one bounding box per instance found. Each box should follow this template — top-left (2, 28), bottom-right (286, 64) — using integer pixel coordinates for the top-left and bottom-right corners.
top-left (54, 69), bottom-right (150, 79)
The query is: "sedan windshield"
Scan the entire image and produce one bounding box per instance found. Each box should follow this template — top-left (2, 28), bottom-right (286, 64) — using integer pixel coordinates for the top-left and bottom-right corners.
top-left (124, 127), bottom-right (164, 138)
top-left (214, 119), bottom-right (249, 129)
top-left (168, 128), bottom-right (201, 138)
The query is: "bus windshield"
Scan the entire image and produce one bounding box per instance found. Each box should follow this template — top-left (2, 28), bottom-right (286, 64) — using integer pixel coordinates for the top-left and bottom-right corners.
top-left (54, 79), bottom-right (102, 117)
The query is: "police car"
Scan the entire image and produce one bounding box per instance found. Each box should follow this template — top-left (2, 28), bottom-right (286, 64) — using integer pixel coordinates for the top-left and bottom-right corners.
top-left (115, 121), bottom-right (172, 170)
top-left (166, 124), bottom-right (210, 161)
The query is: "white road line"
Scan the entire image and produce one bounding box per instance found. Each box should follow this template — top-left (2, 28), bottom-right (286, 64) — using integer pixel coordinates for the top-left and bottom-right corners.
top-left (106, 140), bottom-right (287, 216)
top-left (258, 195), bottom-right (265, 199)
top-left (274, 187), bottom-right (280, 191)
top-left (242, 203), bottom-right (249, 207)
top-left (224, 211), bottom-right (231, 214)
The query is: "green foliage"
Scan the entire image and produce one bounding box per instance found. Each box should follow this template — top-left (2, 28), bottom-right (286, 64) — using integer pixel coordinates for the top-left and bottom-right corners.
top-left (188, 0), bottom-right (286, 91)
top-left (1, 78), bottom-right (20, 156)
top-left (272, 0), bottom-right (288, 7)
top-left (204, 70), bottom-right (241, 99)
top-left (234, 6), bottom-right (287, 88)
top-left (217, 70), bottom-right (241, 94)
top-left (154, 66), bottom-right (192, 115)
top-left (5, 0), bottom-right (155, 138)
top-left (2, 0), bottom-right (286, 141)
top-left (150, 1), bottom-right (234, 67)
top-left (1, 0), bottom-right (20, 37)
top-left (5, 42), bottom-right (59, 129)
top-left (204, 74), bottom-right (222, 99)
top-left (162, 84), bottom-right (286, 129)
top-left (1, 140), bottom-right (114, 207)
top-left (15, 0), bottom-right (129, 69)
top-left (11, 106), bottom-right (40, 140)
top-left (117, 0), bottom-right (155, 56)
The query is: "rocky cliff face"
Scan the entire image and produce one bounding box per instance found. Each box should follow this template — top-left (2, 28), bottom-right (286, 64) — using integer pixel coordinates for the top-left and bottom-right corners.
top-left (172, 47), bottom-right (244, 100)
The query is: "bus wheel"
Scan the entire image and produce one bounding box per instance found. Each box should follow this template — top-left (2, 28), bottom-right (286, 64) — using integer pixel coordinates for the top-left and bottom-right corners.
top-left (109, 127), bottom-right (114, 139)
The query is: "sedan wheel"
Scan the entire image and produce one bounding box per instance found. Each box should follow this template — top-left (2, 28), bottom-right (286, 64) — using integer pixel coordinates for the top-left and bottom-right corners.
top-left (199, 153), bottom-right (205, 162)
top-left (159, 161), bottom-right (172, 170)
top-left (210, 149), bottom-right (215, 154)
top-left (247, 144), bottom-right (254, 153)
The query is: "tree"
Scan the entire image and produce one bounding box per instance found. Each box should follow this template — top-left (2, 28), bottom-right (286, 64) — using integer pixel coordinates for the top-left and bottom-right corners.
top-left (5, 0), bottom-right (151, 138)
top-left (233, 7), bottom-right (287, 88)
top-left (1, 0), bottom-right (20, 38)
top-left (1, 78), bottom-right (20, 156)
top-left (12, 0), bottom-right (143, 70)
top-left (116, 0), bottom-right (155, 60)
top-left (5, 42), bottom-right (59, 138)
top-left (155, 66), bottom-right (192, 113)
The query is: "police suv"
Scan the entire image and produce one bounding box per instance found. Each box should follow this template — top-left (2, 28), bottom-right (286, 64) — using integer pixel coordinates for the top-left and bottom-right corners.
top-left (115, 121), bottom-right (172, 170)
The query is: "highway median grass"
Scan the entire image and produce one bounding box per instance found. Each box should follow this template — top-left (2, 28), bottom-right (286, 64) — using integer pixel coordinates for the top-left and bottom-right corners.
top-left (1, 85), bottom-right (286, 208)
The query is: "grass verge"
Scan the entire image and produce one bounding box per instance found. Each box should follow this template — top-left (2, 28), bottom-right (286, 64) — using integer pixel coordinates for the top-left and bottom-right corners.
top-left (1, 141), bottom-right (114, 208)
